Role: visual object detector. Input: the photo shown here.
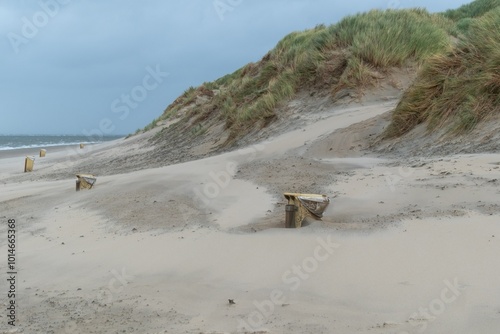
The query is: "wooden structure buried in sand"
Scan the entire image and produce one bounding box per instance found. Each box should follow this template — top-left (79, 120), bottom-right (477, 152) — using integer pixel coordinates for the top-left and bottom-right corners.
top-left (40, 149), bottom-right (46, 157)
top-left (75, 174), bottom-right (97, 191)
top-left (24, 156), bottom-right (35, 172)
top-left (283, 193), bottom-right (330, 228)
top-left (80, 143), bottom-right (85, 149)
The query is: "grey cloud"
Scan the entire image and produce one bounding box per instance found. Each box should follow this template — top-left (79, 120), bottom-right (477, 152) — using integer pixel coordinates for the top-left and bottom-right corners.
top-left (0, 0), bottom-right (472, 135)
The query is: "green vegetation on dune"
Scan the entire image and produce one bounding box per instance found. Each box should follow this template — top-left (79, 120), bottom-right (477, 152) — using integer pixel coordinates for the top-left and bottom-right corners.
top-left (386, 6), bottom-right (500, 137)
top-left (335, 9), bottom-right (452, 67)
top-left (443, 0), bottom-right (499, 21)
top-left (442, 0), bottom-right (500, 34)
top-left (145, 0), bottom-right (498, 146)
top-left (152, 9), bottom-right (452, 142)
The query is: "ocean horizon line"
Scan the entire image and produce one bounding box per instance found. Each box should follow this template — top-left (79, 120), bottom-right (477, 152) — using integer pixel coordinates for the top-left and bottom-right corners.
top-left (0, 134), bottom-right (124, 151)
top-left (0, 133), bottom-right (127, 137)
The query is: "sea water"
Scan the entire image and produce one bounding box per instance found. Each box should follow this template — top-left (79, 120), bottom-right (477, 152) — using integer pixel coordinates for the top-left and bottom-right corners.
top-left (0, 135), bottom-right (122, 151)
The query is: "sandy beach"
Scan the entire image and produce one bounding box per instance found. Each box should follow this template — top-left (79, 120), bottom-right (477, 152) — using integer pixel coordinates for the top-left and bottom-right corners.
top-left (1, 99), bottom-right (500, 334)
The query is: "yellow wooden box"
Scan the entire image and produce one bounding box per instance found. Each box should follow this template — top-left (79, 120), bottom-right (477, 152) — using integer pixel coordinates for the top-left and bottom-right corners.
top-left (283, 193), bottom-right (330, 228)
top-left (24, 156), bottom-right (35, 172)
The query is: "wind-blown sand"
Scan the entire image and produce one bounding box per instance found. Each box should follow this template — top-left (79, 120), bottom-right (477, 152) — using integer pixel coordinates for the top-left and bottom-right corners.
top-left (1, 100), bottom-right (499, 333)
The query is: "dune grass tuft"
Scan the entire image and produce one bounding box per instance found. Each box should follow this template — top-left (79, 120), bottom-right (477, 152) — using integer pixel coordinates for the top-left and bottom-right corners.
top-left (144, 1), bottom-right (497, 145)
top-left (442, 0), bottom-right (499, 21)
top-left (153, 9), bottom-right (452, 139)
top-left (385, 7), bottom-right (500, 137)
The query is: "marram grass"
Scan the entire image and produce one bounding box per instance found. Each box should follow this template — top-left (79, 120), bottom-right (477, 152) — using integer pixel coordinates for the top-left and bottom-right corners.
top-left (385, 7), bottom-right (500, 137)
top-left (146, 1), bottom-right (498, 143)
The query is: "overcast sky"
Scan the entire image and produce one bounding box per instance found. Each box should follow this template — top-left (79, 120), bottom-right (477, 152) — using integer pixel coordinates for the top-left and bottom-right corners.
top-left (0, 0), bottom-right (471, 136)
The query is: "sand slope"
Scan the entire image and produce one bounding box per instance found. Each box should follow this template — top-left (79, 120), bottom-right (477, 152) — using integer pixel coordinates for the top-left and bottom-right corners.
top-left (1, 99), bottom-right (500, 333)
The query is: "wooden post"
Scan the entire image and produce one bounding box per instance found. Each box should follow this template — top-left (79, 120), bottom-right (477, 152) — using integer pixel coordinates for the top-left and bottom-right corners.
top-left (285, 205), bottom-right (297, 228)
top-left (24, 156), bottom-right (35, 172)
top-left (40, 149), bottom-right (46, 157)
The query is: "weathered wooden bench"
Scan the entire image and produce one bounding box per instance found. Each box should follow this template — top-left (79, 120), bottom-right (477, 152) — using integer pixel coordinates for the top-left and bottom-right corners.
top-left (75, 174), bottom-right (97, 191)
top-left (283, 193), bottom-right (330, 228)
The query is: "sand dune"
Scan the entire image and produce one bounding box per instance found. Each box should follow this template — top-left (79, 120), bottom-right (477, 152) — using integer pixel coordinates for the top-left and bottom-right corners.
top-left (1, 100), bottom-right (499, 333)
